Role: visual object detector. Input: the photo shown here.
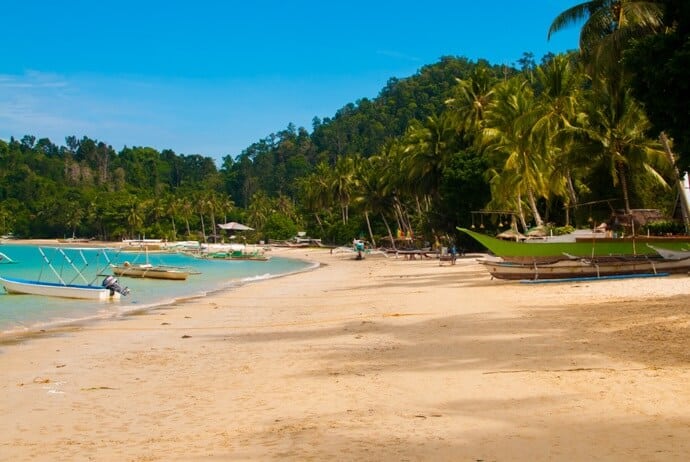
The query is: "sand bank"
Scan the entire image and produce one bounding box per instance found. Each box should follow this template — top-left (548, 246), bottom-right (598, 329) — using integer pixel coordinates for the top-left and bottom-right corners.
top-left (1, 248), bottom-right (689, 461)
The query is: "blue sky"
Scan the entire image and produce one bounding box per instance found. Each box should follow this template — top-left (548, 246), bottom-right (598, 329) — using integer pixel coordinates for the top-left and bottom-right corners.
top-left (0, 1), bottom-right (582, 164)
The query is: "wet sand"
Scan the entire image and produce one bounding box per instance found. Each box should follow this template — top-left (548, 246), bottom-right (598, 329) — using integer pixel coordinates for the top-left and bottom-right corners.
top-left (1, 248), bottom-right (689, 461)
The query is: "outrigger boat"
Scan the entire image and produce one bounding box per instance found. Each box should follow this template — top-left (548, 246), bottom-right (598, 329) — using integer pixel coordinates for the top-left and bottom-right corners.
top-left (478, 254), bottom-right (690, 281)
top-left (111, 262), bottom-right (191, 280)
top-left (200, 244), bottom-right (270, 262)
top-left (0, 248), bottom-right (130, 300)
top-left (458, 227), bottom-right (690, 262)
top-left (110, 247), bottom-right (193, 280)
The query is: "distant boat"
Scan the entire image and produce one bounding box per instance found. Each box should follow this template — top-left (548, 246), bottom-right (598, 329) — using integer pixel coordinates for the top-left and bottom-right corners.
top-left (57, 237), bottom-right (93, 243)
top-left (201, 243), bottom-right (270, 261)
top-left (205, 249), bottom-right (270, 261)
top-left (0, 275), bottom-right (129, 300)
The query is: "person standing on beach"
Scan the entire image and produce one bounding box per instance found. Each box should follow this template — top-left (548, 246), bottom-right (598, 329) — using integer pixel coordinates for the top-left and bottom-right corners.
top-left (353, 238), bottom-right (364, 260)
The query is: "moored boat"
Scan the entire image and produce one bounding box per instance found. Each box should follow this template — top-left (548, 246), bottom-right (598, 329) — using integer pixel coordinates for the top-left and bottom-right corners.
top-left (111, 262), bottom-right (190, 280)
top-left (0, 274), bottom-right (129, 300)
top-left (205, 250), bottom-right (270, 261)
top-left (0, 247), bottom-right (131, 299)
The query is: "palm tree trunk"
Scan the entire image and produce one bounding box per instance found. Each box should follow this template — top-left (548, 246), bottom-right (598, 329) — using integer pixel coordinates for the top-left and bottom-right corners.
top-left (200, 213), bottom-right (206, 243)
top-left (364, 211), bottom-right (376, 247)
top-left (565, 170), bottom-right (579, 226)
top-left (517, 194), bottom-right (529, 232)
top-left (660, 132), bottom-right (690, 232)
top-left (527, 188), bottom-right (544, 227)
top-left (314, 212), bottom-right (325, 237)
top-left (210, 212), bottom-right (217, 243)
top-left (617, 161), bottom-right (632, 215)
top-left (381, 213), bottom-right (396, 251)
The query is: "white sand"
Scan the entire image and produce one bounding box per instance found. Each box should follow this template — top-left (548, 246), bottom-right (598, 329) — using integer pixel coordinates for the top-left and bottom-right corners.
top-left (1, 248), bottom-right (689, 461)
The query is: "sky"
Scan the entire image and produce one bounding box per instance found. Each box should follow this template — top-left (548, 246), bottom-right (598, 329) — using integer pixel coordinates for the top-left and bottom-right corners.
top-left (0, 1), bottom-right (582, 165)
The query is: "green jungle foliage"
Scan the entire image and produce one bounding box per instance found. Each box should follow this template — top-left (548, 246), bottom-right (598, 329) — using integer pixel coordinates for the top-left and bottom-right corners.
top-left (3, 22), bottom-right (689, 245)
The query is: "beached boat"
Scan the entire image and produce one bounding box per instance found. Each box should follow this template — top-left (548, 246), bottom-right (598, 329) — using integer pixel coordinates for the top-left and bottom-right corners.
top-left (645, 244), bottom-right (690, 260)
top-left (111, 261), bottom-right (190, 280)
top-left (0, 275), bottom-right (129, 300)
top-left (458, 227), bottom-right (690, 261)
top-left (478, 254), bottom-right (690, 280)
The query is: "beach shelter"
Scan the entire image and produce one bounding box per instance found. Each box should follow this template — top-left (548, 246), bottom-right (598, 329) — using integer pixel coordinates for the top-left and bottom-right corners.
top-left (217, 222), bottom-right (254, 231)
top-left (496, 228), bottom-right (527, 242)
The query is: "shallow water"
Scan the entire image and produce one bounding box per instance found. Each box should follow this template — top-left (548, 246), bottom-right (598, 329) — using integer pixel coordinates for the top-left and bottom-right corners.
top-left (0, 244), bottom-right (315, 335)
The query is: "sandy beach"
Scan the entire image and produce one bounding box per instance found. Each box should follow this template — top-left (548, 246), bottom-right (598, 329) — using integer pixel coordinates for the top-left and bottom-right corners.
top-left (1, 247), bottom-right (690, 461)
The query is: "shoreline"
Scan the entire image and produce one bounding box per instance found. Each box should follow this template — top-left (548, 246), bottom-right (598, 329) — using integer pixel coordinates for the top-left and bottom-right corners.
top-left (0, 244), bottom-right (320, 342)
top-left (2, 248), bottom-right (690, 460)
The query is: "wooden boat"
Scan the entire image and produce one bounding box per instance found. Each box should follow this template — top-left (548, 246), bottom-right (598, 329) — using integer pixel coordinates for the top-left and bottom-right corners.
top-left (111, 262), bottom-right (190, 280)
top-left (478, 254), bottom-right (690, 280)
top-left (0, 275), bottom-right (128, 300)
top-left (458, 227), bottom-right (690, 261)
top-left (645, 244), bottom-right (690, 260)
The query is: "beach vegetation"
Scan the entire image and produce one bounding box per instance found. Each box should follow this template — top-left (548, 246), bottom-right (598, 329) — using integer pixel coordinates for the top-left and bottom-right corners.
top-left (1, 4), bottom-right (689, 243)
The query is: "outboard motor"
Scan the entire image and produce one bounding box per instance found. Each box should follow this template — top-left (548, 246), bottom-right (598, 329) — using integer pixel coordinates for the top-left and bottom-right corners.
top-left (102, 275), bottom-right (131, 296)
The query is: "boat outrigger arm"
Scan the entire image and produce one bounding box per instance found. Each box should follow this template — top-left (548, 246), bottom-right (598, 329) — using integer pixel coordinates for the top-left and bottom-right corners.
top-left (37, 247), bottom-right (130, 296)
top-left (39, 247), bottom-right (71, 285)
top-left (56, 248), bottom-right (90, 285)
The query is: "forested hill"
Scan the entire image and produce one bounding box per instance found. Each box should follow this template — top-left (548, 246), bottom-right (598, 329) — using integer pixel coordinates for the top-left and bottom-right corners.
top-left (1, 49), bottom-right (680, 244)
top-left (311, 56), bottom-right (505, 159)
top-left (0, 56), bottom-right (507, 240)
top-left (222, 56), bottom-right (507, 207)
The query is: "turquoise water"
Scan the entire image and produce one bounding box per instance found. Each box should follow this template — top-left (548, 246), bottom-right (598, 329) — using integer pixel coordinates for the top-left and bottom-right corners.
top-left (0, 244), bottom-right (315, 336)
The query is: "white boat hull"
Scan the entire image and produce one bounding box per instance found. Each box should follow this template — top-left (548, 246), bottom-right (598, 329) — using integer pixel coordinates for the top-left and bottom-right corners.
top-left (0, 276), bottom-right (121, 300)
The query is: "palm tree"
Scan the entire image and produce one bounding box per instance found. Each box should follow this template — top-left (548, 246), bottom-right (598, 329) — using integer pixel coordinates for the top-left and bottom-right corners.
top-left (402, 113), bottom-right (458, 206)
top-left (548, 0), bottom-right (663, 70)
top-left (202, 193), bottom-right (220, 243)
top-left (445, 64), bottom-right (499, 139)
top-left (531, 53), bottom-right (588, 224)
top-left (219, 195), bottom-right (235, 225)
top-left (332, 155), bottom-right (358, 224)
top-left (126, 202), bottom-right (144, 239)
top-left (65, 201), bottom-right (83, 238)
top-left (352, 154), bottom-right (398, 248)
top-left (481, 76), bottom-right (548, 228)
top-left (178, 196), bottom-right (194, 239)
top-left (378, 141), bottom-right (415, 237)
top-left (164, 194), bottom-right (178, 241)
top-left (246, 191), bottom-right (274, 232)
top-left (297, 162), bottom-right (333, 235)
top-left (567, 81), bottom-right (670, 214)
